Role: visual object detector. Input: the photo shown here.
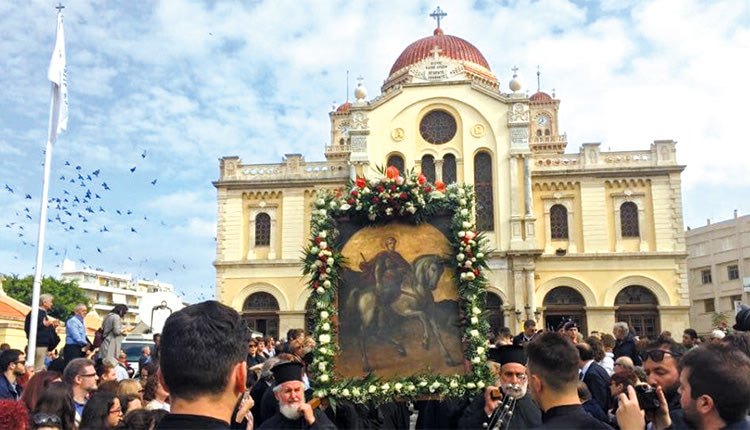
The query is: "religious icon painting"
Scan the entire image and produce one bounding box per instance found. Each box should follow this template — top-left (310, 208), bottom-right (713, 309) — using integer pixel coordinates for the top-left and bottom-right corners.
top-left (302, 167), bottom-right (494, 404)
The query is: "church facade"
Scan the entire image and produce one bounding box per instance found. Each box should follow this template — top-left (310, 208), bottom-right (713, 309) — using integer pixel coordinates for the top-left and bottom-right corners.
top-left (214, 25), bottom-right (689, 340)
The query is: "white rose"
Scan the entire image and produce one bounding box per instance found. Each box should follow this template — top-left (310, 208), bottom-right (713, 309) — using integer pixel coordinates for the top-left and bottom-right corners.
top-left (460, 199), bottom-right (468, 207)
top-left (319, 334), bottom-right (331, 344)
top-left (318, 362), bottom-right (326, 371)
top-left (355, 205), bottom-right (363, 211)
top-left (460, 272), bottom-right (467, 280)
top-left (340, 203), bottom-right (351, 211)
top-left (477, 252), bottom-right (484, 259)
top-left (319, 374), bottom-right (329, 382)
top-left (470, 329), bottom-right (480, 337)
top-left (368, 213), bottom-right (376, 221)
top-left (458, 188), bottom-right (466, 196)
top-left (329, 201), bottom-right (337, 209)
top-left (472, 306), bottom-right (482, 315)
top-left (320, 310), bottom-right (329, 319)
top-left (450, 380), bottom-right (458, 388)
top-left (352, 388), bottom-right (361, 396)
top-left (368, 385), bottom-right (376, 393)
top-left (316, 199), bottom-right (325, 207)
top-left (327, 258), bottom-right (335, 267)
top-left (323, 280), bottom-right (331, 288)
top-left (470, 316), bottom-right (478, 325)
top-left (458, 231), bottom-right (466, 238)
top-left (310, 246), bottom-right (319, 254)
top-left (466, 272), bottom-right (476, 280)
top-left (319, 209), bottom-right (327, 216)
top-left (471, 257), bottom-right (476, 262)
top-left (419, 381), bottom-right (428, 387)
top-left (466, 382), bottom-right (476, 389)
top-left (461, 208), bottom-right (469, 215)
top-left (362, 187), bottom-right (370, 193)
top-left (320, 273), bottom-right (327, 280)
top-left (342, 388), bottom-right (350, 397)
top-left (381, 383), bottom-right (390, 391)
top-left (319, 347), bottom-right (328, 354)
top-left (407, 206), bottom-right (417, 214)
top-left (322, 323), bottom-right (330, 331)
top-left (472, 356), bottom-right (481, 364)
top-left (385, 208), bottom-right (393, 215)
top-left (314, 260), bottom-right (323, 267)
top-left (465, 231), bottom-right (476, 240)
top-left (316, 287), bottom-right (324, 294)
top-left (476, 346), bottom-right (485, 355)
top-left (477, 381), bottom-right (485, 389)
top-left (319, 241), bottom-right (327, 249)
top-left (462, 221), bottom-right (471, 228)
top-left (394, 382), bottom-right (403, 391)
top-left (319, 231), bottom-right (327, 239)
top-left (396, 176), bottom-right (404, 185)
top-left (464, 261), bottom-right (472, 268)
top-left (456, 253), bottom-right (465, 261)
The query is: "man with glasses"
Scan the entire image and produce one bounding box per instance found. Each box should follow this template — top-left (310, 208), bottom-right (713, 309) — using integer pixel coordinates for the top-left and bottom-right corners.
top-left (63, 357), bottom-right (98, 426)
top-left (641, 339), bottom-right (688, 429)
top-left (63, 303), bottom-right (89, 366)
top-left (0, 349), bottom-right (25, 400)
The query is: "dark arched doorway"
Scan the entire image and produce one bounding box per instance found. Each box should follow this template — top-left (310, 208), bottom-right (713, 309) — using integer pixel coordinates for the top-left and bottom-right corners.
top-left (242, 292), bottom-right (280, 339)
top-left (485, 292), bottom-right (504, 337)
top-left (543, 286), bottom-right (587, 334)
top-left (615, 286), bottom-right (659, 339)
top-left (304, 296), bottom-right (316, 336)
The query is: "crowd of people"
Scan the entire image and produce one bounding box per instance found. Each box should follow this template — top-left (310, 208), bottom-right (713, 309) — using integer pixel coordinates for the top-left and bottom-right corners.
top-left (2, 294), bottom-right (750, 430)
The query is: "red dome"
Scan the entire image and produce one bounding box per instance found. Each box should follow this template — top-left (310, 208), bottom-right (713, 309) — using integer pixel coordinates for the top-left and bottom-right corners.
top-left (388, 28), bottom-right (492, 76)
top-left (335, 101), bottom-right (351, 112)
top-left (530, 91), bottom-right (552, 102)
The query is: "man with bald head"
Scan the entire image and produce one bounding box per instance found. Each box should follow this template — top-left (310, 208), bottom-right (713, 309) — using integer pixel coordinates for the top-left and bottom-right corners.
top-left (613, 356), bottom-right (634, 374)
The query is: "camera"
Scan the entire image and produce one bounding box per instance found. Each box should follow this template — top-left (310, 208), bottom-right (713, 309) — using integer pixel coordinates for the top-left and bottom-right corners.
top-left (634, 385), bottom-right (661, 410)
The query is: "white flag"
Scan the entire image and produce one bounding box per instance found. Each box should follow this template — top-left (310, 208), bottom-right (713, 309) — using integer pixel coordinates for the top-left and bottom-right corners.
top-left (47, 10), bottom-right (68, 143)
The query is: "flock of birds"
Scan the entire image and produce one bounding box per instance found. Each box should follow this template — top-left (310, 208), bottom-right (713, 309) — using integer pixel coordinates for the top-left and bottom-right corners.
top-left (3, 149), bottom-right (212, 301)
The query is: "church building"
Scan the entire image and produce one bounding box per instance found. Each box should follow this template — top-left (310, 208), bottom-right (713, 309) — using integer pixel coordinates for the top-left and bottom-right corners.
top-left (214, 14), bottom-right (689, 340)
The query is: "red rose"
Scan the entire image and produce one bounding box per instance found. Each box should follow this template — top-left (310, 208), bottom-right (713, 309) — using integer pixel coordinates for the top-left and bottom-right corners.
top-left (425, 186), bottom-right (432, 193)
top-left (389, 185), bottom-right (396, 192)
top-left (386, 166), bottom-right (399, 179)
top-left (315, 237), bottom-right (321, 244)
top-left (355, 177), bottom-right (366, 188)
top-left (373, 197), bottom-right (380, 203)
top-left (473, 269), bottom-right (479, 276)
top-left (350, 189), bottom-right (358, 197)
top-left (347, 198), bottom-right (355, 204)
top-left (435, 181), bottom-right (446, 192)
top-left (400, 192), bottom-right (408, 200)
top-left (418, 173), bottom-right (427, 185)
top-left (377, 186), bottom-right (385, 193)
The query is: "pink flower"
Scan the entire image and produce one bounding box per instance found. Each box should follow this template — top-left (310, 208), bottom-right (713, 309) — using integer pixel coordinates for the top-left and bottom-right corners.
top-left (355, 177), bottom-right (366, 188)
top-left (386, 166), bottom-right (399, 179)
top-left (418, 173), bottom-right (427, 185)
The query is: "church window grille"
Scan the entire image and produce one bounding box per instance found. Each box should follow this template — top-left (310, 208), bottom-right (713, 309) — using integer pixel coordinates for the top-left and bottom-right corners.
top-left (474, 152), bottom-right (494, 231)
top-left (443, 154), bottom-right (457, 184)
top-left (421, 155), bottom-right (436, 183)
top-left (243, 292), bottom-right (279, 312)
top-left (387, 155), bottom-right (405, 175)
top-left (255, 213), bottom-right (271, 246)
top-left (419, 110), bottom-right (457, 144)
top-left (550, 204), bottom-right (569, 239)
top-left (620, 202), bottom-right (639, 237)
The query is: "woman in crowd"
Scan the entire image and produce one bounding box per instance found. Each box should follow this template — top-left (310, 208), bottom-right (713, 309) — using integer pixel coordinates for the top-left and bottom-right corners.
top-left (116, 378), bottom-right (144, 415)
top-left (143, 372), bottom-right (170, 412)
top-left (20, 370), bottom-right (62, 411)
top-left (79, 391), bottom-right (123, 430)
top-left (100, 304), bottom-right (131, 362)
top-left (31, 382), bottom-right (76, 430)
top-left (0, 399), bottom-right (30, 430)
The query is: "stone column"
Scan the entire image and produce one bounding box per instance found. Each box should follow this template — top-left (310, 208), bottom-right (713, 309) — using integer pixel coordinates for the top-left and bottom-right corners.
top-left (509, 156), bottom-right (520, 217)
top-left (525, 269), bottom-right (536, 317)
top-left (523, 156), bottom-right (532, 216)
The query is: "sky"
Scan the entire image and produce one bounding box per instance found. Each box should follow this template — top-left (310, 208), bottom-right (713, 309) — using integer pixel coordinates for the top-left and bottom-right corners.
top-left (1, 0), bottom-right (749, 303)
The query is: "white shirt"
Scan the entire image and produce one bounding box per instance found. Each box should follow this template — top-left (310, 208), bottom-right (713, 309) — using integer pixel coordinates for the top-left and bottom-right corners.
top-left (599, 352), bottom-right (615, 376)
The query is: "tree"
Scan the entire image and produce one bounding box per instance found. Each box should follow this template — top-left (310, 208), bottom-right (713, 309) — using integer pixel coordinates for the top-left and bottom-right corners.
top-left (2, 274), bottom-right (90, 321)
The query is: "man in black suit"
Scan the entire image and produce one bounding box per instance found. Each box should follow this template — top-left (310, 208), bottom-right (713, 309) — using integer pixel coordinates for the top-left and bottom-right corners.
top-left (512, 319), bottom-right (537, 346)
top-left (577, 342), bottom-right (610, 413)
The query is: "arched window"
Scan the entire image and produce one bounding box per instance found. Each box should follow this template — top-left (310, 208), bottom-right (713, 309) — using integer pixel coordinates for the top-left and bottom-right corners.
top-left (544, 129), bottom-right (551, 136)
top-left (443, 154), bottom-right (457, 184)
top-left (536, 129), bottom-right (542, 137)
top-left (474, 152), bottom-right (494, 231)
top-left (620, 202), bottom-right (639, 237)
top-left (421, 155), bottom-right (436, 183)
top-left (543, 286), bottom-right (587, 334)
top-left (387, 154), bottom-right (405, 175)
top-left (485, 292), bottom-right (504, 338)
top-left (255, 213), bottom-right (271, 246)
top-left (242, 292), bottom-right (280, 339)
top-left (615, 286), bottom-right (659, 338)
top-left (550, 204), bottom-right (569, 239)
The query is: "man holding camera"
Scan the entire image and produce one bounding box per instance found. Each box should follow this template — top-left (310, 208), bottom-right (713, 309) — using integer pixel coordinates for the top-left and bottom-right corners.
top-left (617, 343), bottom-right (750, 430)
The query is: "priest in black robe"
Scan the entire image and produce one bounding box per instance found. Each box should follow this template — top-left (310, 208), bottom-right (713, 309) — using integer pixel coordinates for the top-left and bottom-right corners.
top-left (258, 361), bottom-right (336, 430)
top-left (458, 345), bottom-right (542, 429)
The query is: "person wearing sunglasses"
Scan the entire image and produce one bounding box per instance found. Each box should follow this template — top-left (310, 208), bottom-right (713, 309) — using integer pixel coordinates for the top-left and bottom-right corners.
top-left (640, 338), bottom-right (688, 429)
top-left (0, 349), bottom-right (26, 400)
top-left (62, 358), bottom-right (98, 426)
top-left (79, 391), bottom-right (123, 429)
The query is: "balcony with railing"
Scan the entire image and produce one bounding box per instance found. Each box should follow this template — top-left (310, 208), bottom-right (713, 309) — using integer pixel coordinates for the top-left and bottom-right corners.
top-left (532, 141), bottom-right (679, 172)
top-left (219, 154), bottom-right (350, 183)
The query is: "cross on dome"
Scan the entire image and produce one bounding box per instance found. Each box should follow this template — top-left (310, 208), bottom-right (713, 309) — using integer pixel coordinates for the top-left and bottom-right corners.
top-left (430, 45), bottom-right (443, 59)
top-left (55, 2), bottom-right (65, 11)
top-left (430, 6), bottom-right (447, 28)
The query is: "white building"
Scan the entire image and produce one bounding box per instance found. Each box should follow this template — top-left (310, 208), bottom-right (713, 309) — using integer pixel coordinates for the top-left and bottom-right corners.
top-left (61, 259), bottom-right (175, 325)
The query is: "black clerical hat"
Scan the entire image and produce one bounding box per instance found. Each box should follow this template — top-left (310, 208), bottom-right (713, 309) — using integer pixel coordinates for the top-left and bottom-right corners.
top-left (488, 345), bottom-right (526, 366)
top-left (271, 361), bottom-right (304, 385)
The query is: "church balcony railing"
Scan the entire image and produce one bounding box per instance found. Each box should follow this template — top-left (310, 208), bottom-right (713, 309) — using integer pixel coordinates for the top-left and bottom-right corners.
top-left (532, 149), bottom-right (661, 171)
top-left (220, 158), bottom-right (350, 182)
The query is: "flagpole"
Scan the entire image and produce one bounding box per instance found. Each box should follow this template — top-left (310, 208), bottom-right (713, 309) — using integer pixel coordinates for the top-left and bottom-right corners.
top-left (28, 4), bottom-right (65, 370)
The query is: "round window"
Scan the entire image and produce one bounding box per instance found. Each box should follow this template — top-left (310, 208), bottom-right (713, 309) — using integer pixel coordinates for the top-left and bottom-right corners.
top-left (419, 110), bottom-right (456, 144)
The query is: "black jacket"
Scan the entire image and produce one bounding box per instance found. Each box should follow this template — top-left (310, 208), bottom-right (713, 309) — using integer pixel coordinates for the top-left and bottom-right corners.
top-left (612, 335), bottom-right (641, 366)
top-left (24, 309), bottom-right (53, 347)
top-left (582, 361), bottom-right (610, 413)
top-left (536, 404), bottom-right (613, 429)
top-left (458, 391), bottom-right (542, 429)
